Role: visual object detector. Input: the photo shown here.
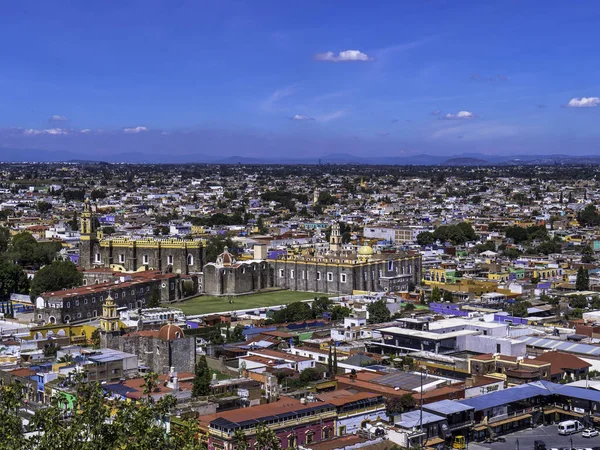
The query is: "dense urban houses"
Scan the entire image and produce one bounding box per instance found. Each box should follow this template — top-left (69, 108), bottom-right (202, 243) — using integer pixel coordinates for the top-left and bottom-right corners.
top-left (200, 398), bottom-right (337, 450)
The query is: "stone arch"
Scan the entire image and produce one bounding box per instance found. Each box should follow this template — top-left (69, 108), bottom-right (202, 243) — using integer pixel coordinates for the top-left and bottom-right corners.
top-left (46, 330), bottom-right (55, 338)
top-left (56, 329), bottom-right (67, 337)
top-left (63, 315), bottom-right (71, 323)
top-left (48, 316), bottom-right (56, 324)
top-left (34, 332), bottom-right (43, 340)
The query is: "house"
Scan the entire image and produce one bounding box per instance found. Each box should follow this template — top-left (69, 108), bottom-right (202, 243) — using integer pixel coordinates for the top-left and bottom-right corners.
top-left (315, 390), bottom-right (387, 436)
top-left (200, 398), bottom-right (337, 450)
top-left (533, 351), bottom-right (591, 382)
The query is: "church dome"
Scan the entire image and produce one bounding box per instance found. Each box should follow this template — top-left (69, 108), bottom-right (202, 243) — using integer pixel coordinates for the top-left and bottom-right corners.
top-left (216, 246), bottom-right (236, 266)
top-left (358, 245), bottom-right (374, 256)
top-left (158, 322), bottom-right (184, 340)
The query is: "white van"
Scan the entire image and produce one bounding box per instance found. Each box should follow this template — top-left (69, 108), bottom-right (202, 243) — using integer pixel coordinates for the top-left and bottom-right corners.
top-left (557, 420), bottom-right (584, 435)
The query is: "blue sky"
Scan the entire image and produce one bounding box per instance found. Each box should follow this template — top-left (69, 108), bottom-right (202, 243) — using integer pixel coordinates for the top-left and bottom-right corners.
top-left (2, 0), bottom-right (600, 160)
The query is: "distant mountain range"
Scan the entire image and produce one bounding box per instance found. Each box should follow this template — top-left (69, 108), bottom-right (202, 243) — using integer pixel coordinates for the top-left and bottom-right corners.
top-left (3, 147), bottom-right (600, 165)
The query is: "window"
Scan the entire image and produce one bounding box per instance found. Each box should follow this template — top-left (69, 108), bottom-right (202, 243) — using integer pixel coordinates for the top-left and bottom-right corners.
top-left (327, 272), bottom-right (333, 282)
top-left (77, 313), bottom-right (81, 319)
top-left (92, 297), bottom-right (95, 303)
top-left (119, 254), bottom-right (125, 263)
top-left (83, 279), bottom-right (87, 286)
top-left (75, 300), bottom-right (79, 306)
top-left (316, 271), bottom-right (321, 280)
top-left (306, 432), bottom-right (314, 445)
top-left (87, 312), bottom-right (91, 318)
top-left (142, 254), bottom-right (149, 265)
top-left (114, 293), bottom-right (118, 299)
top-left (290, 270), bottom-right (295, 279)
top-left (131, 290), bottom-right (135, 295)
top-left (66, 302), bottom-right (70, 308)
top-left (170, 283), bottom-right (174, 291)
top-left (146, 286), bottom-right (150, 292)
top-left (93, 311), bottom-right (97, 318)
top-left (187, 254), bottom-right (194, 266)
top-left (167, 255), bottom-right (173, 265)
top-left (496, 344), bottom-right (501, 353)
top-left (378, 269), bottom-right (382, 277)
top-left (84, 298), bottom-right (88, 305)
top-left (341, 273), bottom-right (347, 283)
top-left (388, 260), bottom-right (394, 271)
top-left (94, 253), bottom-right (101, 263)
top-left (302, 270), bottom-right (305, 280)
top-left (279, 269), bottom-right (285, 278)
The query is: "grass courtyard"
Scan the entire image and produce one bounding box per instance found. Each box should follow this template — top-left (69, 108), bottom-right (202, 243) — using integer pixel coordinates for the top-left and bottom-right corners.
top-left (171, 290), bottom-right (331, 316)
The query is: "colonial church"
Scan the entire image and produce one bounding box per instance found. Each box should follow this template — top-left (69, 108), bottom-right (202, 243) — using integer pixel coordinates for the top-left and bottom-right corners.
top-left (78, 203), bottom-right (421, 298)
top-left (79, 199), bottom-right (206, 274)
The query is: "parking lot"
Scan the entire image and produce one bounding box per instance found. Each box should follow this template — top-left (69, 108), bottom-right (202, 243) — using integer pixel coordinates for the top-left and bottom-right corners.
top-left (468, 425), bottom-right (600, 450)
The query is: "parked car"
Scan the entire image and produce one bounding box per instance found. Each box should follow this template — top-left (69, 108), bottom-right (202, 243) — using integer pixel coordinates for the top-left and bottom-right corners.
top-left (534, 440), bottom-right (547, 450)
top-left (583, 428), bottom-right (599, 438)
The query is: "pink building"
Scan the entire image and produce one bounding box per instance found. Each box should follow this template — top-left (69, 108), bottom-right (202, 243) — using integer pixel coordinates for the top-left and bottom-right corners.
top-left (201, 398), bottom-right (336, 450)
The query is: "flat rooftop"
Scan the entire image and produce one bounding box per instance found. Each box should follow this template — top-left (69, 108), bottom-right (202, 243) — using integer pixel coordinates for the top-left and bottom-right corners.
top-left (377, 326), bottom-right (479, 340)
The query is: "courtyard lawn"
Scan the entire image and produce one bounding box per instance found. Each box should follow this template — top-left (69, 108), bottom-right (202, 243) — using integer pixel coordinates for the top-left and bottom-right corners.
top-left (171, 290), bottom-right (331, 316)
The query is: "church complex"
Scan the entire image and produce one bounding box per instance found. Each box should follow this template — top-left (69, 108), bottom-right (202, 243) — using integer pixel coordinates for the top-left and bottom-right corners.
top-left (34, 202), bottom-right (422, 324)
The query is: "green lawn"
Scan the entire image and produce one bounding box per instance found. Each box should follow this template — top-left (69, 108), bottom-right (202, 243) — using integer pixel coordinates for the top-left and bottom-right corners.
top-left (171, 290), bottom-right (330, 316)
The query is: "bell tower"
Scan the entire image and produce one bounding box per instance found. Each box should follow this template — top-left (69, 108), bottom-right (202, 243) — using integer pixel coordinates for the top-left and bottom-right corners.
top-left (99, 292), bottom-right (120, 348)
top-left (79, 199), bottom-right (99, 269)
top-left (100, 292), bottom-right (119, 333)
top-left (330, 222), bottom-right (341, 253)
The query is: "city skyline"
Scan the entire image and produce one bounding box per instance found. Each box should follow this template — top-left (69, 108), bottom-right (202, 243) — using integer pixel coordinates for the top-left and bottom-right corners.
top-left (2, 1), bottom-right (600, 159)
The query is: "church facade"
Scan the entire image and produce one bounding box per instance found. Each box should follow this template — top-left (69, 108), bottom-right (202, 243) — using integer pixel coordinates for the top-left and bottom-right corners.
top-left (79, 200), bottom-right (206, 275)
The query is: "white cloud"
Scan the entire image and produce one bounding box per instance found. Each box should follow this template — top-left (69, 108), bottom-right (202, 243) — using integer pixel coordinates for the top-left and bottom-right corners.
top-left (80, 129), bottom-right (90, 134)
top-left (123, 126), bottom-right (148, 134)
top-left (24, 128), bottom-right (68, 135)
top-left (314, 50), bottom-right (372, 62)
top-left (318, 110), bottom-right (346, 122)
top-left (444, 110), bottom-right (475, 120)
top-left (50, 115), bottom-right (68, 121)
top-left (567, 97), bottom-right (600, 108)
top-left (291, 114), bottom-right (314, 121)
top-left (261, 85), bottom-right (297, 112)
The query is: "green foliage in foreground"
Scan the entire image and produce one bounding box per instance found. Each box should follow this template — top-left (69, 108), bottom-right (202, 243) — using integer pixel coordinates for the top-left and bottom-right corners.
top-left (0, 374), bottom-right (206, 450)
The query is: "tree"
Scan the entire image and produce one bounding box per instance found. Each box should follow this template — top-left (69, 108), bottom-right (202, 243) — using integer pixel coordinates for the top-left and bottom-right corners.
top-left (299, 368), bottom-right (321, 383)
top-left (333, 346), bottom-right (338, 377)
top-left (442, 290), bottom-right (453, 303)
top-left (205, 235), bottom-right (239, 263)
top-left (576, 267), bottom-right (590, 291)
top-left (511, 300), bottom-right (532, 317)
top-left (147, 285), bottom-right (161, 308)
top-left (570, 295), bottom-right (588, 309)
top-left (229, 324), bottom-right (245, 343)
top-left (582, 245), bottom-right (596, 264)
top-left (0, 262), bottom-right (30, 300)
top-left (0, 383), bottom-right (26, 449)
top-left (102, 226), bottom-right (116, 236)
top-left (367, 299), bottom-right (391, 324)
top-left (37, 201), bottom-right (53, 214)
top-left (30, 260), bottom-right (83, 300)
top-left (311, 296), bottom-right (332, 318)
top-left (330, 305), bottom-right (351, 321)
top-left (403, 303), bottom-right (416, 312)
top-left (328, 345), bottom-right (333, 376)
top-left (272, 302), bottom-right (313, 323)
top-left (153, 225), bottom-right (170, 236)
top-left (416, 232), bottom-right (435, 246)
top-left (578, 204), bottom-right (600, 226)
top-left (68, 212), bottom-right (79, 231)
top-left (430, 286), bottom-right (442, 303)
top-left (254, 423), bottom-right (281, 450)
top-left (233, 430), bottom-right (249, 450)
top-left (7, 231), bottom-right (62, 268)
top-left (385, 393), bottom-right (416, 416)
top-left (0, 227), bottom-right (10, 254)
top-left (193, 355), bottom-right (211, 397)
top-left (142, 371), bottom-right (159, 396)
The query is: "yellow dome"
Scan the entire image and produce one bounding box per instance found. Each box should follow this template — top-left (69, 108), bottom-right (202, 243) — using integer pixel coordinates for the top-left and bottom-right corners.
top-left (358, 245), bottom-right (374, 256)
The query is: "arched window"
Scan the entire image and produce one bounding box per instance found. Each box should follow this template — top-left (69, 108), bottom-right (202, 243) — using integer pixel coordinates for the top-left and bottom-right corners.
top-left (187, 254), bottom-right (194, 266)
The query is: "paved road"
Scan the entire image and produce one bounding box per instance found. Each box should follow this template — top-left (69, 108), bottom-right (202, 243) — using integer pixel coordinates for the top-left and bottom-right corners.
top-left (468, 425), bottom-right (600, 450)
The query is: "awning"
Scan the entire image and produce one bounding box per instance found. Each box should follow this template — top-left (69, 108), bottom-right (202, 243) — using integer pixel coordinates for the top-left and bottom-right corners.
top-left (424, 437), bottom-right (445, 446)
top-left (544, 408), bottom-right (583, 418)
top-left (473, 425), bottom-right (487, 432)
top-left (489, 414), bottom-right (532, 428)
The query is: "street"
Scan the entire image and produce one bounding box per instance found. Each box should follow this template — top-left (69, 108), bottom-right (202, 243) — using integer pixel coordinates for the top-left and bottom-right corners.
top-left (468, 425), bottom-right (600, 450)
